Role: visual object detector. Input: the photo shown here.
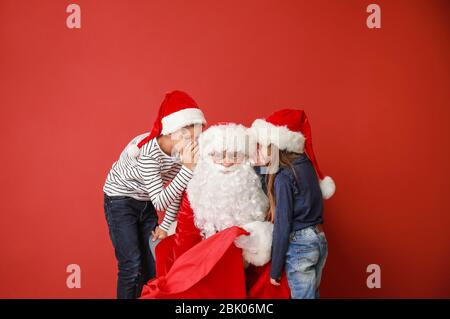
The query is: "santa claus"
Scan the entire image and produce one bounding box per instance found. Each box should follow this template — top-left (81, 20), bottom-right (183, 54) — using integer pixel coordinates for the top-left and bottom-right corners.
top-left (141, 123), bottom-right (290, 299)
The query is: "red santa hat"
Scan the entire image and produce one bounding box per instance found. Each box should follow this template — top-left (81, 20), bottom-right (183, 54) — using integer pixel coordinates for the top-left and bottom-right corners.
top-left (128, 90), bottom-right (206, 157)
top-left (250, 109), bottom-right (336, 199)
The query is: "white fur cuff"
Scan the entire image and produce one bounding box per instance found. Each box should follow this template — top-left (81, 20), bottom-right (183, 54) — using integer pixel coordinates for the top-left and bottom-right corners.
top-left (234, 221), bottom-right (273, 266)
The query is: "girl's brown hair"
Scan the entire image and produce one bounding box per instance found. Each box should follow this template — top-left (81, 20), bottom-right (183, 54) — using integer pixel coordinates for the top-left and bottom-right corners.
top-left (266, 146), bottom-right (302, 222)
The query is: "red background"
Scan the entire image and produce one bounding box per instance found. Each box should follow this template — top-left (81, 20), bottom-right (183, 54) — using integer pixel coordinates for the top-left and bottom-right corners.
top-left (1, 0), bottom-right (449, 298)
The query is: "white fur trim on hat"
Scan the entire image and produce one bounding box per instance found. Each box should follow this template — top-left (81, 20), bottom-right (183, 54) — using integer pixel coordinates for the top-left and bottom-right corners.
top-left (198, 123), bottom-right (249, 159)
top-left (320, 176), bottom-right (336, 199)
top-left (234, 221), bottom-right (273, 267)
top-left (250, 119), bottom-right (305, 153)
top-left (161, 108), bottom-right (206, 135)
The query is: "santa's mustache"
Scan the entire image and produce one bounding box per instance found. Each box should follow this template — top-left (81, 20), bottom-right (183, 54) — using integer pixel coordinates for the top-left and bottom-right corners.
top-left (211, 163), bottom-right (240, 174)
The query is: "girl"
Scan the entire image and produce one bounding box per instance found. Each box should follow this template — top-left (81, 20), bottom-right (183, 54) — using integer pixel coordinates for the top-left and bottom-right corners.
top-left (103, 90), bottom-right (206, 298)
top-left (250, 109), bottom-right (335, 299)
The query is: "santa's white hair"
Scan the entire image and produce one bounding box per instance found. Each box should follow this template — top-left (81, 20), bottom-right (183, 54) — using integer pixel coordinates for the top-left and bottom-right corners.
top-left (197, 123), bottom-right (252, 159)
top-left (187, 123), bottom-right (273, 266)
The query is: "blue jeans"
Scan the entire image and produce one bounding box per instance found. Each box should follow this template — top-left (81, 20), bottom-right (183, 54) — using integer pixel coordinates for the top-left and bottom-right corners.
top-left (285, 225), bottom-right (328, 299)
top-left (104, 194), bottom-right (158, 299)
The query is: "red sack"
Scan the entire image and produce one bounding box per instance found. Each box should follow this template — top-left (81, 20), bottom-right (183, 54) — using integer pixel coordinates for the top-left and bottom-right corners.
top-left (141, 226), bottom-right (248, 298)
top-left (141, 194), bottom-right (290, 299)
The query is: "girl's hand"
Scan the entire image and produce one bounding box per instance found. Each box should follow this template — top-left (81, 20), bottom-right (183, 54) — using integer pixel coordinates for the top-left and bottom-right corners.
top-left (251, 145), bottom-right (270, 166)
top-left (270, 278), bottom-right (281, 286)
top-left (152, 226), bottom-right (168, 242)
top-left (180, 141), bottom-right (199, 170)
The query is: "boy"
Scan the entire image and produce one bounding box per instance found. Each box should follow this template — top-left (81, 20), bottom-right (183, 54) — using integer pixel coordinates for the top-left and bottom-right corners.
top-left (103, 90), bottom-right (206, 298)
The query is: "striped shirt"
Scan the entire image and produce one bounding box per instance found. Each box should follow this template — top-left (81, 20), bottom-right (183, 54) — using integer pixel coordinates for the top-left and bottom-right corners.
top-left (103, 133), bottom-right (193, 231)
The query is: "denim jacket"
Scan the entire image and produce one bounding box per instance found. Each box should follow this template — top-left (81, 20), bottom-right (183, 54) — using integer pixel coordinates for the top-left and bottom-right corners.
top-left (255, 154), bottom-right (324, 279)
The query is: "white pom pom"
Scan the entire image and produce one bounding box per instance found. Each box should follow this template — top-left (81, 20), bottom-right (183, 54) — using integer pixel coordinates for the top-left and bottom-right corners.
top-left (320, 176), bottom-right (336, 200)
top-left (127, 144), bottom-right (140, 158)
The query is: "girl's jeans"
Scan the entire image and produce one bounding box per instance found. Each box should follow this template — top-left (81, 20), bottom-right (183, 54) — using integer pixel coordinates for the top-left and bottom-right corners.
top-left (285, 225), bottom-right (328, 299)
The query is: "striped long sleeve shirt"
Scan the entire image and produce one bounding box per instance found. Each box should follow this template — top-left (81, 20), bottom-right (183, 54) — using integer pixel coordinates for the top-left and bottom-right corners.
top-left (103, 133), bottom-right (193, 231)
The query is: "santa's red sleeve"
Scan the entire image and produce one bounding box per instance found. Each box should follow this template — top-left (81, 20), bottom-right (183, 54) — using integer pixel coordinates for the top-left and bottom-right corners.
top-left (155, 193), bottom-right (202, 276)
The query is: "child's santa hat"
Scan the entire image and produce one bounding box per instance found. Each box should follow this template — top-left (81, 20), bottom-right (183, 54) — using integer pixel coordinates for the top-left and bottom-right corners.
top-left (128, 90), bottom-right (206, 157)
top-left (250, 109), bottom-right (336, 199)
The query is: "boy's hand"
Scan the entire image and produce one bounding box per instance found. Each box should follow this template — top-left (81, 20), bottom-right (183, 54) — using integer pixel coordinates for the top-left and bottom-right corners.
top-left (152, 226), bottom-right (168, 242)
top-left (270, 278), bottom-right (281, 286)
top-left (180, 141), bottom-right (199, 170)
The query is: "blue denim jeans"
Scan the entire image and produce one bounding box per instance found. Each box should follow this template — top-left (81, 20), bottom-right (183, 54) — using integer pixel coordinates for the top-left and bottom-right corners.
top-left (285, 225), bottom-right (328, 299)
top-left (104, 194), bottom-right (158, 299)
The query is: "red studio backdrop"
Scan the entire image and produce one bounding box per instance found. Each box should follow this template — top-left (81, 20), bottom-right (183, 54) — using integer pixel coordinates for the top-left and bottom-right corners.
top-left (0, 0), bottom-right (449, 298)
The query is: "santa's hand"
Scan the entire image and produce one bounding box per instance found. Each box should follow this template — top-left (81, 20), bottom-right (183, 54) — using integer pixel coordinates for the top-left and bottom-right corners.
top-left (235, 221), bottom-right (273, 266)
top-left (152, 226), bottom-right (168, 242)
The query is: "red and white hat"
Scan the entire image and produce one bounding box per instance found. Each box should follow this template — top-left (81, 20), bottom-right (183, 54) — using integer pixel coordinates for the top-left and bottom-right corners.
top-left (250, 109), bottom-right (335, 199)
top-left (128, 90), bottom-right (206, 157)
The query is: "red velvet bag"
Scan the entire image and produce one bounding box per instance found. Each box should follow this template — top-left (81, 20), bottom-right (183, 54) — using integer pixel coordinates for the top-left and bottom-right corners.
top-left (141, 194), bottom-right (290, 299)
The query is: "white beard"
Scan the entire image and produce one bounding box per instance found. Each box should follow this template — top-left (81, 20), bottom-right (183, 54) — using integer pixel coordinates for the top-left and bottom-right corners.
top-left (187, 159), bottom-right (269, 239)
